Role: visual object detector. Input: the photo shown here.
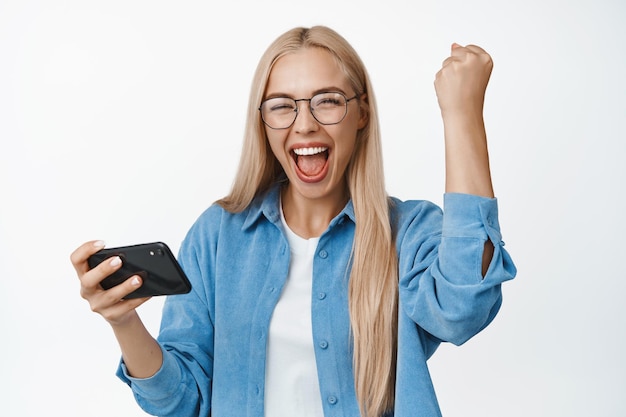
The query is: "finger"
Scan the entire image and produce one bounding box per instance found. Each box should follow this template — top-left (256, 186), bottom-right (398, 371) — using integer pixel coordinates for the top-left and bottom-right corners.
top-left (446, 44), bottom-right (493, 74)
top-left (111, 274), bottom-right (144, 300)
top-left (450, 43), bottom-right (473, 59)
top-left (467, 45), bottom-right (493, 69)
top-left (441, 55), bottom-right (459, 68)
top-left (451, 44), bottom-right (491, 63)
top-left (442, 43), bottom-right (464, 64)
top-left (80, 254), bottom-right (125, 292)
top-left (95, 296), bottom-right (152, 324)
top-left (464, 44), bottom-right (488, 55)
top-left (86, 274), bottom-right (144, 308)
top-left (70, 240), bottom-right (106, 276)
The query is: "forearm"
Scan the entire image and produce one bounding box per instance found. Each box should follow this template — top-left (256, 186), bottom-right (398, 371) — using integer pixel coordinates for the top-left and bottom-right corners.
top-left (443, 111), bottom-right (494, 198)
top-left (442, 110), bottom-right (495, 274)
top-left (111, 312), bottom-right (163, 379)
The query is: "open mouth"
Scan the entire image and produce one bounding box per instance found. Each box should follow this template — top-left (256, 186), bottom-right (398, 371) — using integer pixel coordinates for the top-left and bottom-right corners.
top-left (291, 146), bottom-right (329, 179)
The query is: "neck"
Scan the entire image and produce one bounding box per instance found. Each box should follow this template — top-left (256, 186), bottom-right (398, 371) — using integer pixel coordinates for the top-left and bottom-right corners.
top-left (281, 185), bottom-right (349, 239)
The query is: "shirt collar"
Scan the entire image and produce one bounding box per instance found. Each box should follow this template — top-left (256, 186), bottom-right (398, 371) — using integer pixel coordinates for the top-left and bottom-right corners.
top-left (241, 183), bottom-right (355, 231)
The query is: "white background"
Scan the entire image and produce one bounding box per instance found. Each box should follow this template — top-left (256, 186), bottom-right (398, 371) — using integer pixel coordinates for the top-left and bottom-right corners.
top-left (1, 0), bottom-right (624, 416)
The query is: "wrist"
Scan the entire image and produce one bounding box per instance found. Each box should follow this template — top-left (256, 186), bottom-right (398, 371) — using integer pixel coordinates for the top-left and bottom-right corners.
top-left (108, 309), bottom-right (142, 330)
top-left (440, 103), bottom-right (484, 123)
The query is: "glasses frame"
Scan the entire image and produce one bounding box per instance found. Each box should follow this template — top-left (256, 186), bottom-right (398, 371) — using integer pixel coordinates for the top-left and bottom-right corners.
top-left (258, 91), bottom-right (359, 130)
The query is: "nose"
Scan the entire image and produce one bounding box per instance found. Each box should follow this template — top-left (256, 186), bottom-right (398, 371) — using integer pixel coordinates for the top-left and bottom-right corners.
top-left (293, 100), bottom-right (319, 134)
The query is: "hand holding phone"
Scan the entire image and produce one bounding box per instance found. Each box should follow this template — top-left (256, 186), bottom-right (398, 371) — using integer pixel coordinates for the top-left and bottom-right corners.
top-left (88, 242), bottom-right (192, 299)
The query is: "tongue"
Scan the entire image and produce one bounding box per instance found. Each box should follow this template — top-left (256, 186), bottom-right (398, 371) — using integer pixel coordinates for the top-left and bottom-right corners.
top-left (297, 153), bottom-right (326, 176)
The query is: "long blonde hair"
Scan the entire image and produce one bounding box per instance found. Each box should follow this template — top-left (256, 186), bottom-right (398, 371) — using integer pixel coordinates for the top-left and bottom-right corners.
top-left (217, 26), bottom-right (398, 417)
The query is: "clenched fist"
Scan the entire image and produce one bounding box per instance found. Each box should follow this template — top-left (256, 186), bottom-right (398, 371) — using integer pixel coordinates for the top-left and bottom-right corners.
top-left (434, 43), bottom-right (493, 118)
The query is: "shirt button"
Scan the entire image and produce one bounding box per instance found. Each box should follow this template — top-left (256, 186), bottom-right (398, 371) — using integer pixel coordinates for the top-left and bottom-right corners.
top-left (318, 292), bottom-right (326, 300)
top-left (319, 340), bottom-right (328, 349)
top-left (327, 395), bottom-right (337, 405)
top-left (319, 250), bottom-right (328, 259)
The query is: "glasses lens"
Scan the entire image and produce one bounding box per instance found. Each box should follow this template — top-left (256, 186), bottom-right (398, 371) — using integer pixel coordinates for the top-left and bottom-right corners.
top-left (311, 93), bottom-right (347, 125)
top-left (259, 92), bottom-right (350, 129)
top-left (260, 97), bottom-right (297, 129)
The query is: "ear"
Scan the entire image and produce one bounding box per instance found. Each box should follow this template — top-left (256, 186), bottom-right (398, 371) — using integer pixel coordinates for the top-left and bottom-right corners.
top-left (357, 93), bottom-right (369, 130)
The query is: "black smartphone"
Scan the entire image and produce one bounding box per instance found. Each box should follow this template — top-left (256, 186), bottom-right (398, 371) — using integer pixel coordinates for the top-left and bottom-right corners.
top-left (88, 242), bottom-right (192, 299)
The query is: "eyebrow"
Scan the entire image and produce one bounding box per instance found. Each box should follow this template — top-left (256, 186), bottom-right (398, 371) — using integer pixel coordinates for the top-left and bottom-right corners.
top-left (263, 86), bottom-right (349, 100)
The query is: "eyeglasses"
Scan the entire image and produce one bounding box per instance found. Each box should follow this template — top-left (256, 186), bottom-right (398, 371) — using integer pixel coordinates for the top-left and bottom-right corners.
top-left (259, 92), bottom-right (358, 130)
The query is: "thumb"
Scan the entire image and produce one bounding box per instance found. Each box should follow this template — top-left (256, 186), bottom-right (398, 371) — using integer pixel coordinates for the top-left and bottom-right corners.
top-left (451, 42), bottom-right (462, 51)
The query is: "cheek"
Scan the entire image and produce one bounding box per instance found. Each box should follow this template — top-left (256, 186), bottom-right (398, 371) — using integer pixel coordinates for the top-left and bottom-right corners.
top-left (266, 131), bottom-right (289, 161)
top-left (331, 130), bottom-right (358, 164)
top-left (334, 122), bottom-right (359, 147)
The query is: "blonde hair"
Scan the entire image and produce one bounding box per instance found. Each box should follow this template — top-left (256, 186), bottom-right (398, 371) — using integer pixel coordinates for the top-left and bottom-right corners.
top-left (217, 26), bottom-right (398, 417)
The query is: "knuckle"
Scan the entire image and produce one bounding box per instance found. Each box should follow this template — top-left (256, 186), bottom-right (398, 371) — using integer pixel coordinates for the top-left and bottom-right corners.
top-left (79, 278), bottom-right (97, 300)
top-left (101, 289), bottom-right (121, 306)
top-left (89, 300), bottom-right (100, 313)
top-left (100, 310), bottom-right (116, 322)
top-left (70, 241), bottom-right (98, 265)
top-left (69, 251), bottom-right (79, 265)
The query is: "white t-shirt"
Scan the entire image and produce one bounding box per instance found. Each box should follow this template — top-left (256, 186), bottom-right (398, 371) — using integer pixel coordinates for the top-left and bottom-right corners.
top-left (264, 210), bottom-right (324, 417)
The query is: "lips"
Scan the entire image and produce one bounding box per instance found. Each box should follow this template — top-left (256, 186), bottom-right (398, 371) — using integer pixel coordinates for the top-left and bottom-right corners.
top-left (291, 146), bottom-right (329, 183)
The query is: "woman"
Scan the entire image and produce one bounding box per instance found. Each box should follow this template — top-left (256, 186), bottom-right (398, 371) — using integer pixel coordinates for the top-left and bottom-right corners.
top-left (71, 26), bottom-right (516, 417)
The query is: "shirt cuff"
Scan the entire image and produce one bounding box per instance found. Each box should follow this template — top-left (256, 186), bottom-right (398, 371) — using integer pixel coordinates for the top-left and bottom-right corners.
top-left (116, 345), bottom-right (183, 401)
top-left (442, 193), bottom-right (502, 244)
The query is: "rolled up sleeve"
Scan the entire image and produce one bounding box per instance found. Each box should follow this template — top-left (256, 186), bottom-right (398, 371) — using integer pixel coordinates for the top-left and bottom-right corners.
top-left (398, 193), bottom-right (517, 346)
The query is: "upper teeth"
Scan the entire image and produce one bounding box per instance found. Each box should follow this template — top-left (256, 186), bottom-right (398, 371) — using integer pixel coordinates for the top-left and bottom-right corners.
top-left (293, 147), bottom-right (328, 156)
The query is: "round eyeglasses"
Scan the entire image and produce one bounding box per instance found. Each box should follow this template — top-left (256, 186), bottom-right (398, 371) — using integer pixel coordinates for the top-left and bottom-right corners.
top-left (259, 92), bottom-right (358, 130)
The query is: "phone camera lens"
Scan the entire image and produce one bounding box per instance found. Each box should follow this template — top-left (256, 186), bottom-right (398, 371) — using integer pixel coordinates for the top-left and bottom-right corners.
top-left (150, 249), bottom-right (164, 256)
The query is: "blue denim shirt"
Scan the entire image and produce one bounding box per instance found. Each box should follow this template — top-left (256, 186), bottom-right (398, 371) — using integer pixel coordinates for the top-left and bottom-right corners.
top-left (117, 186), bottom-right (516, 417)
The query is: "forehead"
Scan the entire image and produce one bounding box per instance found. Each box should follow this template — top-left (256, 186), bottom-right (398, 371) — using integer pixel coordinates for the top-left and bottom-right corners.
top-left (265, 47), bottom-right (350, 96)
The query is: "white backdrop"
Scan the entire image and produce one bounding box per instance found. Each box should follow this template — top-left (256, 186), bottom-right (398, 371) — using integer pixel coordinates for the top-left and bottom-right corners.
top-left (1, 0), bottom-right (624, 416)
